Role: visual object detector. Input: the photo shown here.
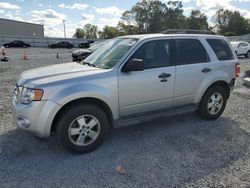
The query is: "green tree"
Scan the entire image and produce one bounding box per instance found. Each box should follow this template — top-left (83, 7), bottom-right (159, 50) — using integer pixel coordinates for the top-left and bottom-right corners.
top-left (164, 1), bottom-right (186, 30)
top-left (132, 0), bottom-right (168, 33)
top-left (213, 9), bottom-right (250, 35)
top-left (121, 11), bottom-right (135, 25)
top-left (83, 24), bottom-right (98, 39)
top-left (99, 26), bottom-right (119, 39)
top-left (73, 24), bottom-right (98, 39)
top-left (73, 28), bottom-right (85, 38)
top-left (186, 10), bottom-right (209, 30)
top-left (117, 21), bottom-right (139, 35)
top-left (121, 0), bottom-right (186, 33)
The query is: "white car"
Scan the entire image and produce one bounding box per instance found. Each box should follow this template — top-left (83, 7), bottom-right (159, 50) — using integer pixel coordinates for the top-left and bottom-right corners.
top-left (231, 41), bottom-right (250, 58)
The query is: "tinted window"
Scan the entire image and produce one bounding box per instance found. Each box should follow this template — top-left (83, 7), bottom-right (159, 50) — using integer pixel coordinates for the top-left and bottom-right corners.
top-left (130, 40), bottom-right (172, 69)
top-left (207, 39), bottom-right (234, 61)
top-left (175, 39), bottom-right (209, 65)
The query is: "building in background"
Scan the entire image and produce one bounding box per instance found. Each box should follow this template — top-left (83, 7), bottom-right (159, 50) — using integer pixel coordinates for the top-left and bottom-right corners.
top-left (0, 18), bottom-right (44, 37)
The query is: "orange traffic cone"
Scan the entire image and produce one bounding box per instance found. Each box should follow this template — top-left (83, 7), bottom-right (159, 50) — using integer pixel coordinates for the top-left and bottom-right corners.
top-left (23, 50), bottom-right (29, 60)
top-left (1, 47), bottom-right (8, 62)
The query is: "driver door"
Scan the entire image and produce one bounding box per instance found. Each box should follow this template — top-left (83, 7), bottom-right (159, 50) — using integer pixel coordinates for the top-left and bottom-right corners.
top-left (118, 39), bottom-right (175, 117)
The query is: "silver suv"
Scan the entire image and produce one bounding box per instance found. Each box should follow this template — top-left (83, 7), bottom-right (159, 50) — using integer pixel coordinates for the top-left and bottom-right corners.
top-left (12, 34), bottom-right (240, 153)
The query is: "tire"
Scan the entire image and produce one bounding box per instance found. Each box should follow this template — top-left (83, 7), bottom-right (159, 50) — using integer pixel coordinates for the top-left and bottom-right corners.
top-left (77, 55), bottom-right (84, 62)
top-left (5, 45), bottom-right (9, 48)
top-left (56, 104), bottom-right (109, 153)
top-left (197, 86), bottom-right (227, 120)
top-left (245, 51), bottom-right (250, 59)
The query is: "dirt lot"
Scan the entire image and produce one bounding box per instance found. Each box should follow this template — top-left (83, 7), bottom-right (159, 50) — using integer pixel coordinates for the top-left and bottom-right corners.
top-left (0, 48), bottom-right (250, 188)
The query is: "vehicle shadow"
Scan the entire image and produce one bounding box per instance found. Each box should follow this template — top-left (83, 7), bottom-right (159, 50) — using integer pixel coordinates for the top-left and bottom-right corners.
top-left (0, 112), bottom-right (249, 187)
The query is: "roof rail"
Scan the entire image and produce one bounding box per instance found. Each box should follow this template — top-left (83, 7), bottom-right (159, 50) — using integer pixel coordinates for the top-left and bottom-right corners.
top-left (163, 29), bottom-right (215, 35)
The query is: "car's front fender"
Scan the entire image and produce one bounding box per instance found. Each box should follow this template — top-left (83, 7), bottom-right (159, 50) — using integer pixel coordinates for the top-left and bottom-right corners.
top-left (50, 83), bottom-right (119, 120)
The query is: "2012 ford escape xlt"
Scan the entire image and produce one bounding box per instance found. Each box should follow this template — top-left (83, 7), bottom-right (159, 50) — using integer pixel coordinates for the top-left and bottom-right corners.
top-left (12, 33), bottom-right (240, 153)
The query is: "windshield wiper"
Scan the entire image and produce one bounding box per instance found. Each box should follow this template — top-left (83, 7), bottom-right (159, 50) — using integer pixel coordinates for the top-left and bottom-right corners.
top-left (81, 61), bottom-right (96, 67)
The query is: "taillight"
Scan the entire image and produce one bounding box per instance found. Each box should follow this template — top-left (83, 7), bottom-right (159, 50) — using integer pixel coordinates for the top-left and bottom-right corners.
top-left (235, 63), bottom-right (240, 77)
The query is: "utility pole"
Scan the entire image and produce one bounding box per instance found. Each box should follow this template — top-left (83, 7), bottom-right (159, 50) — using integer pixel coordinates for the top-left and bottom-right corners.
top-left (63, 19), bottom-right (66, 38)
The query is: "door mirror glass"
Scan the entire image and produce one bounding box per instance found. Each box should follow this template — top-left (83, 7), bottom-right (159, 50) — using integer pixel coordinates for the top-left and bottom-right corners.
top-left (122, 59), bottom-right (144, 72)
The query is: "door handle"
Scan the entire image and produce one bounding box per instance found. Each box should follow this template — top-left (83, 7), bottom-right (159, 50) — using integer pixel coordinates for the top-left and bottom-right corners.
top-left (201, 68), bottom-right (211, 73)
top-left (158, 73), bottom-right (171, 78)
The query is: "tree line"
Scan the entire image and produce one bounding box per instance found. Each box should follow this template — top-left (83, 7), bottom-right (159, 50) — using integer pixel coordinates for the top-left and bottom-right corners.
top-left (73, 0), bottom-right (250, 39)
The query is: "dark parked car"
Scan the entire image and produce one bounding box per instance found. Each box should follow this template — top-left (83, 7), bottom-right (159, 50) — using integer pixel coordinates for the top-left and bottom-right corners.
top-left (72, 40), bottom-right (108, 62)
top-left (79, 40), bottom-right (94, 48)
top-left (3, 40), bottom-right (31, 48)
top-left (49, 41), bottom-right (74, 49)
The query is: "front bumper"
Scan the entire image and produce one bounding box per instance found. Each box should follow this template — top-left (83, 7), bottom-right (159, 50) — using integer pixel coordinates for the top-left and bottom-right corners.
top-left (12, 98), bottom-right (61, 138)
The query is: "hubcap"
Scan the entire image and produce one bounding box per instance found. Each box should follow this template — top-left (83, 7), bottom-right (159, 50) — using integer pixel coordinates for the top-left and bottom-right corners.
top-left (207, 92), bottom-right (223, 115)
top-left (247, 52), bottom-right (250, 58)
top-left (68, 115), bottom-right (100, 146)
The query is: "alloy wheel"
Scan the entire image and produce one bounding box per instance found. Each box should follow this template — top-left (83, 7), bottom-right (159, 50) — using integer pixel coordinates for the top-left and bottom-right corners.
top-left (68, 115), bottom-right (100, 146)
top-left (207, 92), bottom-right (224, 115)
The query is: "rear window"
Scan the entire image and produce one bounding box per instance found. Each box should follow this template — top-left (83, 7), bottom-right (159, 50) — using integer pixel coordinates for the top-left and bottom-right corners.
top-left (207, 39), bottom-right (234, 61)
top-left (175, 39), bottom-right (209, 65)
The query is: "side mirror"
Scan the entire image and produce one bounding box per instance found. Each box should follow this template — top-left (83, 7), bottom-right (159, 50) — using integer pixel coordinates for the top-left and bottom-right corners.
top-left (122, 59), bottom-right (144, 72)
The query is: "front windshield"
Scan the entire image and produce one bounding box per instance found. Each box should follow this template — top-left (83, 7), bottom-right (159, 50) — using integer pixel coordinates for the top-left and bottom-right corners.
top-left (84, 38), bottom-right (138, 69)
top-left (231, 42), bottom-right (240, 48)
top-left (89, 40), bottom-right (107, 51)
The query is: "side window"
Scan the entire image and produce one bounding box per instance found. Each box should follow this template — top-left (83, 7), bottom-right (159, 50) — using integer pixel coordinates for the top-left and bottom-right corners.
top-left (130, 40), bottom-right (172, 69)
top-left (207, 39), bottom-right (234, 61)
top-left (242, 43), bottom-right (248, 47)
top-left (175, 39), bottom-right (209, 65)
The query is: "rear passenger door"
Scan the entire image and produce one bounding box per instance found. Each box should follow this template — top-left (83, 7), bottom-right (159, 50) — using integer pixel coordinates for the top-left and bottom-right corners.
top-left (173, 38), bottom-right (211, 106)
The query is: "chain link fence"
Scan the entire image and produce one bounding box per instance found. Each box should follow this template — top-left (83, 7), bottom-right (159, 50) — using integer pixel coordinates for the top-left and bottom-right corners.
top-left (0, 35), bottom-right (97, 48)
top-left (228, 34), bottom-right (250, 42)
top-left (1, 33), bottom-right (250, 48)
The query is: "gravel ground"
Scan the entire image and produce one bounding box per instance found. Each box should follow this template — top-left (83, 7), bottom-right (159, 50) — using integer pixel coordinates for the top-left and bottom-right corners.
top-left (0, 48), bottom-right (250, 188)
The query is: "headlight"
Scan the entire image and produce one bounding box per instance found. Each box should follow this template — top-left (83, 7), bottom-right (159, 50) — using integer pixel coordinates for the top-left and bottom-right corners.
top-left (20, 87), bottom-right (43, 104)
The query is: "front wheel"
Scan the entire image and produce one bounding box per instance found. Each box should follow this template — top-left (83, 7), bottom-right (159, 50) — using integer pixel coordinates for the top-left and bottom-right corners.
top-left (56, 104), bottom-right (109, 153)
top-left (197, 86), bottom-right (227, 120)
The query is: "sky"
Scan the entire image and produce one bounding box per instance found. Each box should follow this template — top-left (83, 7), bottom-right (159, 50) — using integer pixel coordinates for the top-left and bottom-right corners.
top-left (0, 0), bottom-right (250, 38)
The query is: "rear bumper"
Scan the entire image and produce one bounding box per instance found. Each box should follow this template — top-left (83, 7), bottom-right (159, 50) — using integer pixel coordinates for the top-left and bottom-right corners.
top-left (229, 78), bottom-right (236, 90)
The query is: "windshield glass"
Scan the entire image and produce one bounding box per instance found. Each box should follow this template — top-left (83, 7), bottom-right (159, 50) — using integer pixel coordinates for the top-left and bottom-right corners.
top-left (84, 38), bottom-right (138, 69)
top-left (89, 40), bottom-right (107, 51)
top-left (231, 42), bottom-right (240, 48)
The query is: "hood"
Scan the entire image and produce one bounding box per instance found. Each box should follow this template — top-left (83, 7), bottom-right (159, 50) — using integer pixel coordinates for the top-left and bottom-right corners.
top-left (18, 62), bottom-right (107, 87)
top-left (72, 49), bottom-right (92, 56)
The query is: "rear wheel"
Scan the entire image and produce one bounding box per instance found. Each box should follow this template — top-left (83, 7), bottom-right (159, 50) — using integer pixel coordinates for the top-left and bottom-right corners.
top-left (197, 86), bottom-right (227, 120)
top-left (56, 104), bottom-right (109, 153)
